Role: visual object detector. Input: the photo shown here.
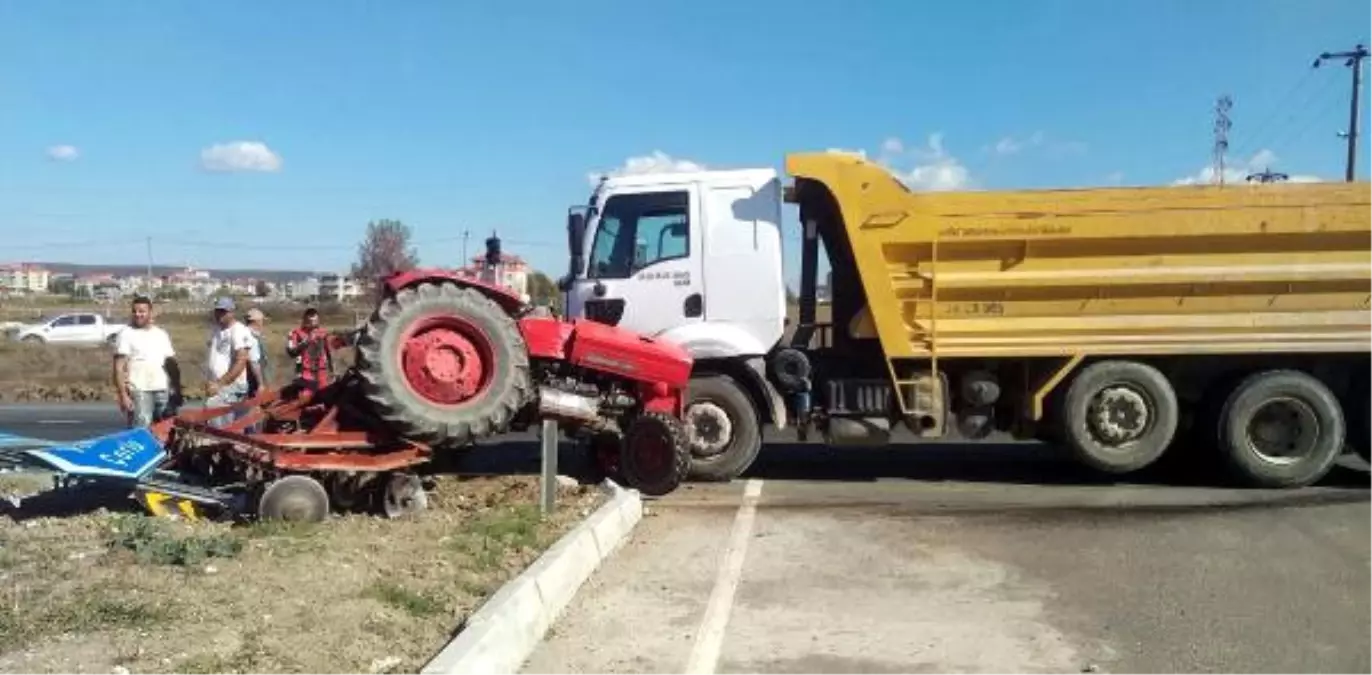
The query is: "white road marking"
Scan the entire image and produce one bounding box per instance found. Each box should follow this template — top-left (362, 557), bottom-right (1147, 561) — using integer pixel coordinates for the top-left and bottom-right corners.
top-left (685, 478), bottom-right (763, 675)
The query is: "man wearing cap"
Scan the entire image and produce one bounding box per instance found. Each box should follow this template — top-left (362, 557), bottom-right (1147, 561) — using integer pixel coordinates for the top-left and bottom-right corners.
top-left (205, 297), bottom-right (254, 426)
top-left (244, 307), bottom-right (270, 396)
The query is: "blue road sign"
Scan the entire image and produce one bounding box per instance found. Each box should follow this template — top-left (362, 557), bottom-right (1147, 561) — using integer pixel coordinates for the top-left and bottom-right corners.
top-left (24, 427), bottom-right (166, 481)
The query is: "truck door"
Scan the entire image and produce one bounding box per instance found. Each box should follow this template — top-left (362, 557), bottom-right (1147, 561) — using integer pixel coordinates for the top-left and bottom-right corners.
top-left (573, 187), bottom-right (704, 336)
top-left (45, 315), bottom-right (81, 343)
top-left (76, 314), bottom-right (100, 343)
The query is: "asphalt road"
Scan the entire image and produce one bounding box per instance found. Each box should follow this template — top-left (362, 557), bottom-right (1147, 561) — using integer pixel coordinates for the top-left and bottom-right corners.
top-left (522, 431), bottom-right (1370, 674)
top-left (2, 405), bottom-right (1369, 672)
top-left (0, 403), bottom-right (124, 443)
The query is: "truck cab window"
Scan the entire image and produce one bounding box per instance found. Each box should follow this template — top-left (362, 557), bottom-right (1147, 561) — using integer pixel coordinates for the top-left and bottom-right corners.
top-left (588, 191), bottom-right (689, 279)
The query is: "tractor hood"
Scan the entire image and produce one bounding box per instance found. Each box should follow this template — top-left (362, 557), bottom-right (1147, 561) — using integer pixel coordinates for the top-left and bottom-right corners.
top-left (565, 319), bottom-right (692, 389)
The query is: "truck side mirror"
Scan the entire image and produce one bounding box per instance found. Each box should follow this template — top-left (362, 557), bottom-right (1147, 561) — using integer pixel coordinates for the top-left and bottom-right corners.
top-left (567, 211), bottom-right (586, 277)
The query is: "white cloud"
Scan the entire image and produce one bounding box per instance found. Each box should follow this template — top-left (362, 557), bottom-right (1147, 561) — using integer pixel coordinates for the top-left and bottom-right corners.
top-left (880, 133), bottom-right (972, 192)
top-left (988, 130), bottom-right (1083, 158)
top-left (199, 141), bottom-right (282, 173)
top-left (1106, 171), bottom-right (1125, 186)
top-left (46, 145), bottom-right (79, 162)
top-left (586, 150), bottom-right (705, 186)
top-left (1173, 148), bottom-right (1321, 185)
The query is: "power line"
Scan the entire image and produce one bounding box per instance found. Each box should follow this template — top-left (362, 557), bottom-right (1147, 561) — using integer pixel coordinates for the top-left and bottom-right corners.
top-left (1231, 69), bottom-right (1342, 162)
top-left (1229, 68), bottom-right (1320, 161)
top-left (1314, 43), bottom-right (1370, 181)
top-left (4, 234), bottom-right (565, 254)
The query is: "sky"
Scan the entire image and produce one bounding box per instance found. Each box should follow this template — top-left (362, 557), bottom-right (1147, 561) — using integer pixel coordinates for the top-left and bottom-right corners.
top-left (1, 0), bottom-right (1369, 281)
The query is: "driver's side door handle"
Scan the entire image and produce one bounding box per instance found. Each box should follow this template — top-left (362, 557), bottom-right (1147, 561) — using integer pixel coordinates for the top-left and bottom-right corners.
top-left (684, 293), bottom-right (703, 318)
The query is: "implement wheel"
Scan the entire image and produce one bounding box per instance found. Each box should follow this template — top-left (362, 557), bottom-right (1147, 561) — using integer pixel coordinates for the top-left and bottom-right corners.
top-left (258, 475), bottom-right (330, 523)
top-left (379, 473), bottom-right (428, 519)
top-left (621, 412), bottom-right (691, 497)
top-left (356, 282), bottom-right (533, 445)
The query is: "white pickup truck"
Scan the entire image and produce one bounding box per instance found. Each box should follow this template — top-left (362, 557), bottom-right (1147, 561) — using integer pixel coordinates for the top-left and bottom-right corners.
top-left (12, 312), bottom-right (124, 346)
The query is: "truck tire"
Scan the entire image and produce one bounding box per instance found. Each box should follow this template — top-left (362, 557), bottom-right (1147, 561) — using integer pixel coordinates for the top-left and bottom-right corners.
top-left (684, 375), bottom-right (762, 482)
top-left (355, 282), bottom-right (533, 445)
top-left (1216, 369), bottom-right (1344, 488)
top-left (1060, 360), bottom-right (1178, 474)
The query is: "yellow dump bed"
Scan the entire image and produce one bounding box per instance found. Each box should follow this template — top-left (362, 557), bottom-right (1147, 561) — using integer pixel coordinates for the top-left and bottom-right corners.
top-left (786, 152), bottom-right (1371, 359)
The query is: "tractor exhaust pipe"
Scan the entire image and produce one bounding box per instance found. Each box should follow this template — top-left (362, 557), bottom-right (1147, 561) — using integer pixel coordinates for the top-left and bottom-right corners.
top-left (538, 387), bottom-right (601, 423)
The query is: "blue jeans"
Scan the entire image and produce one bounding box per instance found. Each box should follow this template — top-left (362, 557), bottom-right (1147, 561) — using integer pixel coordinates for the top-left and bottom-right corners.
top-left (128, 390), bottom-right (170, 428)
top-left (206, 384), bottom-right (249, 428)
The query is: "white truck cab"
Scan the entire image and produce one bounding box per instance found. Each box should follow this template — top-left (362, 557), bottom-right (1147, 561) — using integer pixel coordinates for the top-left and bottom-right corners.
top-left (562, 167), bottom-right (790, 481)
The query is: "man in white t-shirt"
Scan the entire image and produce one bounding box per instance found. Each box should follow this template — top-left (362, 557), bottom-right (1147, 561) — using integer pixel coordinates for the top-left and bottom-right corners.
top-left (205, 297), bottom-right (254, 426)
top-left (113, 295), bottom-right (177, 427)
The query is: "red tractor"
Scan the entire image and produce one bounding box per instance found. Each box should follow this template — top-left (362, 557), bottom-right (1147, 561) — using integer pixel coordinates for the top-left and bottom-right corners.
top-left (354, 268), bottom-right (693, 494)
top-left (141, 268), bottom-right (694, 522)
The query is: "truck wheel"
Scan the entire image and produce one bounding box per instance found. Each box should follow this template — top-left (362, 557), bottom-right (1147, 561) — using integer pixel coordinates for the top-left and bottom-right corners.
top-left (1217, 370), bottom-right (1344, 488)
top-left (1060, 360), bottom-right (1178, 474)
top-left (621, 412), bottom-right (691, 497)
top-left (356, 282), bottom-right (533, 445)
top-left (684, 375), bottom-right (762, 482)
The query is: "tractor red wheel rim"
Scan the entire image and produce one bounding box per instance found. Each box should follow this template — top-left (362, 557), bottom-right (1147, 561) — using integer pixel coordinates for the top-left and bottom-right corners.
top-left (632, 430), bottom-right (671, 480)
top-left (397, 315), bottom-right (494, 406)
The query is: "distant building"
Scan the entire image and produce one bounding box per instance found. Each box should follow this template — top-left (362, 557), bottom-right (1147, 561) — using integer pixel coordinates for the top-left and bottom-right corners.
top-left (455, 252), bottom-right (529, 299)
top-left (286, 276), bottom-right (320, 300)
top-left (319, 273), bottom-right (361, 301)
top-left (0, 263), bottom-right (51, 294)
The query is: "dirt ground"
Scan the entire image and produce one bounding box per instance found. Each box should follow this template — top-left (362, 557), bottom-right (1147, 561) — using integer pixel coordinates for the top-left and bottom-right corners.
top-left (0, 474), bottom-right (604, 674)
top-left (0, 315), bottom-right (356, 404)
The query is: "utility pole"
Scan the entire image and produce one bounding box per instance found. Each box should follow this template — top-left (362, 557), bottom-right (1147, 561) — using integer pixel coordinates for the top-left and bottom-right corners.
top-left (145, 236), bottom-right (154, 293)
top-left (1213, 95), bottom-right (1233, 185)
top-left (462, 229), bottom-right (470, 265)
top-left (1314, 43), bottom-right (1370, 181)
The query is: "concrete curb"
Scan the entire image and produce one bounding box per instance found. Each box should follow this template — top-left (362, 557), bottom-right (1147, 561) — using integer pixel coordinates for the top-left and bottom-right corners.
top-left (420, 478), bottom-right (643, 675)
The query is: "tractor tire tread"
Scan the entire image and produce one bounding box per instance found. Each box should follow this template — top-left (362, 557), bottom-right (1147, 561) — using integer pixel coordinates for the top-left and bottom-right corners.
top-left (354, 282), bottom-right (532, 446)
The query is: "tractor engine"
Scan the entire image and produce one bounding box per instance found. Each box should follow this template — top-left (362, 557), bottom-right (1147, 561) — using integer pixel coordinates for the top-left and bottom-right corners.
top-left (352, 271), bottom-right (692, 495)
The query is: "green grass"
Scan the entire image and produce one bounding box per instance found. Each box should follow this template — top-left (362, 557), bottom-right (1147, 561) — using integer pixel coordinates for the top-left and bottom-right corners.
top-left (447, 504), bottom-right (544, 571)
top-left (105, 513), bottom-right (243, 566)
top-left (362, 581), bottom-right (446, 618)
top-left (0, 588), bottom-right (177, 653)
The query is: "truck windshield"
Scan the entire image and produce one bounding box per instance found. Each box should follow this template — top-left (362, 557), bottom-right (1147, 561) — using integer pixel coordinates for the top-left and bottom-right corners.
top-left (586, 191), bottom-right (689, 279)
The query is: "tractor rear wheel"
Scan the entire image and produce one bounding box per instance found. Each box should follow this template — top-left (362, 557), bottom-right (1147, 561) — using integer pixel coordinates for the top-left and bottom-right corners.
top-left (355, 282), bottom-right (533, 445)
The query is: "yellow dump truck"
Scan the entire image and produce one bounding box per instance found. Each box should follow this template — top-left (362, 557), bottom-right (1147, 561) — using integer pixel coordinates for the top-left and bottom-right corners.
top-left (562, 151), bottom-right (1370, 488)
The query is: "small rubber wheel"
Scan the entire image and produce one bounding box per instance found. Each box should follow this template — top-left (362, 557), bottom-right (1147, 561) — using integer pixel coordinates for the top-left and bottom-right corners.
top-left (684, 375), bottom-right (762, 482)
top-left (380, 473), bottom-right (428, 518)
top-left (1060, 360), bottom-right (1179, 474)
top-left (258, 475), bottom-right (330, 523)
top-left (621, 412), bottom-right (691, 497)
top-left (1218, 369), bottom-right (1344, 488)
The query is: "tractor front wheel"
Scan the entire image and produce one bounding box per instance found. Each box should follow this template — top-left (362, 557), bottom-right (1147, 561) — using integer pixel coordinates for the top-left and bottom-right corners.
top-left (621, 412), bottom-right (691, 497)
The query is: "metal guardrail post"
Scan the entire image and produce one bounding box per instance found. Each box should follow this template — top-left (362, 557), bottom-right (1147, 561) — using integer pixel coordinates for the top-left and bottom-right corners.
top-left (539, 419), bottom-right (558, 515)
